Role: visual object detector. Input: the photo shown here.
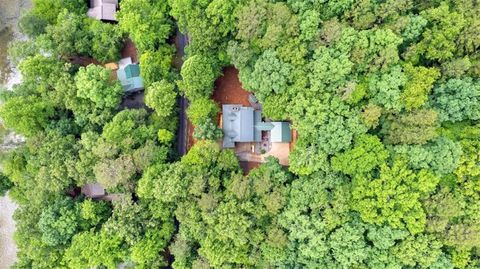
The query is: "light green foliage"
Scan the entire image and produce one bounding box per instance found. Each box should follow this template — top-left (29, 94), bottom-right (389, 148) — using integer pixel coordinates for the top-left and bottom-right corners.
top-left (173, 157), bottom-right (290, 268)
top-left (0, 95), bottom-right (54, 137)
top-left (288, 140), bottom-right (328, 176)
top-left (332, 134), bottom-right (389, 176)
top-left (352, 160), bottom-right (439, 234)
top-left (157, 129), bottom-right (175, 145)
top-left (186, 98), bottom-right (219, 126)
top-left (75, 65), bottom-right (123, 109)
top-left (429, 77), bottom-right (480, 123)
top-left (309, 46), bottom-right (353, 93)
top-left (139, 46), bottom-right (175, 86)
top-left (102, 198), bottom-right (174, 266)
top-left (88, 20), bottom-right (123, 63)
top-left (178, 55), bottom-right (217, 100)
top-left (402, 64), bottom-right (440, 110)
top-left (279, 172), bottom-right (352, 267)
top-left (42, 11), bottom-right (91, 57)
top-left (361, 103), bottom-right (382, 128)
top-left (351, 29), bottom-right (402, 72)
top-left (80, 199), bottom-right (111, 228)
top-left (392, 234), bottom-right (443, 268)
top-left (31, 0), bottom-right (86, 25)
top-left (241, 49), bottom-right (292, 101)
top-left (293, 94), bottom-right (367, 155)
top-left (63, 230), bottom-right (127, 269)
top-left (9, 0), bottom-right (480, 267)
top-left (193, 118), bottom-right (223, 141)
top-left (117, 0), bottom-right (172, 53)
top-left (418, 3), bottom-right (466, 62)
top-left (145, 80), bottom-right (177, 118)
top-left (383, 109), bottom-right (439, 145)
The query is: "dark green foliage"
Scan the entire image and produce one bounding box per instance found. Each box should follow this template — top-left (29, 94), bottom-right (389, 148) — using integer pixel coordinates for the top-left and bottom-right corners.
top-left (429, 77), bottom-right (480, 123)
top-left (0, 173), bottom-right (13, 196)
top-left (38, 197), bottom-right (81, 246)
top-left (193, 118), bottom-right (223, 141)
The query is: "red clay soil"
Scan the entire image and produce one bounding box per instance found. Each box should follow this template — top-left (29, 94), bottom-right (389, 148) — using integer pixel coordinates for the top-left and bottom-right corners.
top-left (289, 129), bottom-right (298, 151)
top-left (67, 56), bottom-right (99, 66)
top-left (240, 161), bottom-right (261, 175)
top-left (186, 119), bottom-right (195, 151)
top-left (212, 67), bottom-right (252, 107)
top-left (121, 39), bottom-right (138, 62)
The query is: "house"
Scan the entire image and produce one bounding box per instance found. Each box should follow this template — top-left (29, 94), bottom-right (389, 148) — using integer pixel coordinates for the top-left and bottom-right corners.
top-left (222, 104), bottom-right (291, 148)
top-left (116, 57), bottom-right (144, 93)
top-left (87, 0), bottom-right (118, 22)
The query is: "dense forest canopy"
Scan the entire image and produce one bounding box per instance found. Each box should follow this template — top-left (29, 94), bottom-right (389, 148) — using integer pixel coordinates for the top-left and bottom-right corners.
top-left (1, 0), bottom-right (480, 268)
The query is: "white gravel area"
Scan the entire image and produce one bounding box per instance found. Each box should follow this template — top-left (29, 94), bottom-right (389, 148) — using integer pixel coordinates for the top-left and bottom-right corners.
top-left (0, 192), bottom-right (18, 269)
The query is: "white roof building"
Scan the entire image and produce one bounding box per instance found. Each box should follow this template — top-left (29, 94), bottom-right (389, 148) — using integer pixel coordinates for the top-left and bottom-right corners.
top-left (87, 0), bottom-right (118, 22)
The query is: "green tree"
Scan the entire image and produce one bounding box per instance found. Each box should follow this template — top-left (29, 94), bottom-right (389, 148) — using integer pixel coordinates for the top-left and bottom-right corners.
top-left (63, 230), bottom-right (127, 269)
top-left (38, 197), bottom-right (81, 246)
top-left (186, 98), bottom-right (219, 126)
top-left (402, 64), bottom-right (440, 110)
top-left (417, 3), bottom-right (466, 62)
top-left (117, 0), bottom-right (172, 53)
top-left (352, 160), bottom-right (439, 234)
top-left (429, 77), bottom-right (480, 123)
top-left (332, 134), bottom-right (389, 176)
top-left (394, 137), bottom-right (462, 175)
top-left (241, 49), bottom-right (293, 101)
top-left (0, 173), bottom-right (13, 196)
top-left (178, 55), bottom-right (217, 100)
top-left (139, 46), bottom-right (175, 86)
top-left (88, 19), bottom-right (123, 63)
top-left (145, 80), bottom-right (177, 118)
top-left (383, 109), bottom-right (439, 145)
top-left (368, 65), bottom-right (406, 112)
top-left (75, 65), bottom-right (124, 109)
top-left (42, 11), bottom-right (91, 57)
top-left (0, 95), bottom-right (54, 137)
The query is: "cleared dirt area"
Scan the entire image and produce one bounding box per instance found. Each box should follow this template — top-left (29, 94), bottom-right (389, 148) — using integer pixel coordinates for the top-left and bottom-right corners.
top-left (212, 67), bottom-right (251, 107)
top-left (239, 161), bottom-right (261, 175)
top-left (0, 193), bottom-right (18, 269)
top-left (121, 39), bottom-right (138, 63)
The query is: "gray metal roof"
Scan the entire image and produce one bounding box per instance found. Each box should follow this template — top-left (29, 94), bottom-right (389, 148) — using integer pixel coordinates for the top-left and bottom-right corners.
top-left (271, 122), bottom-right (291, 142)
top-left (87, 0), bottom-right (118, 21)
top-left (222, 105), bottom-right (290, 147)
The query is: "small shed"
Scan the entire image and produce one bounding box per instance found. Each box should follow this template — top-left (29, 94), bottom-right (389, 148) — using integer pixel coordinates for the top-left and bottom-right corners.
top-left (81, 183), bottom-right (106, 199)
top-left (270, 122), bottom-right (292, 143)
top-left (87, 0), bottom-right (118, 22)
top-left (116, 58), bottom-right (144, 93)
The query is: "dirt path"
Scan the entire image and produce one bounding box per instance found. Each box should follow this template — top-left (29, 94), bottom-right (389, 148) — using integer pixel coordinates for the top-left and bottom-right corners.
top-left (0, 193), bottom-right (18, 269)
